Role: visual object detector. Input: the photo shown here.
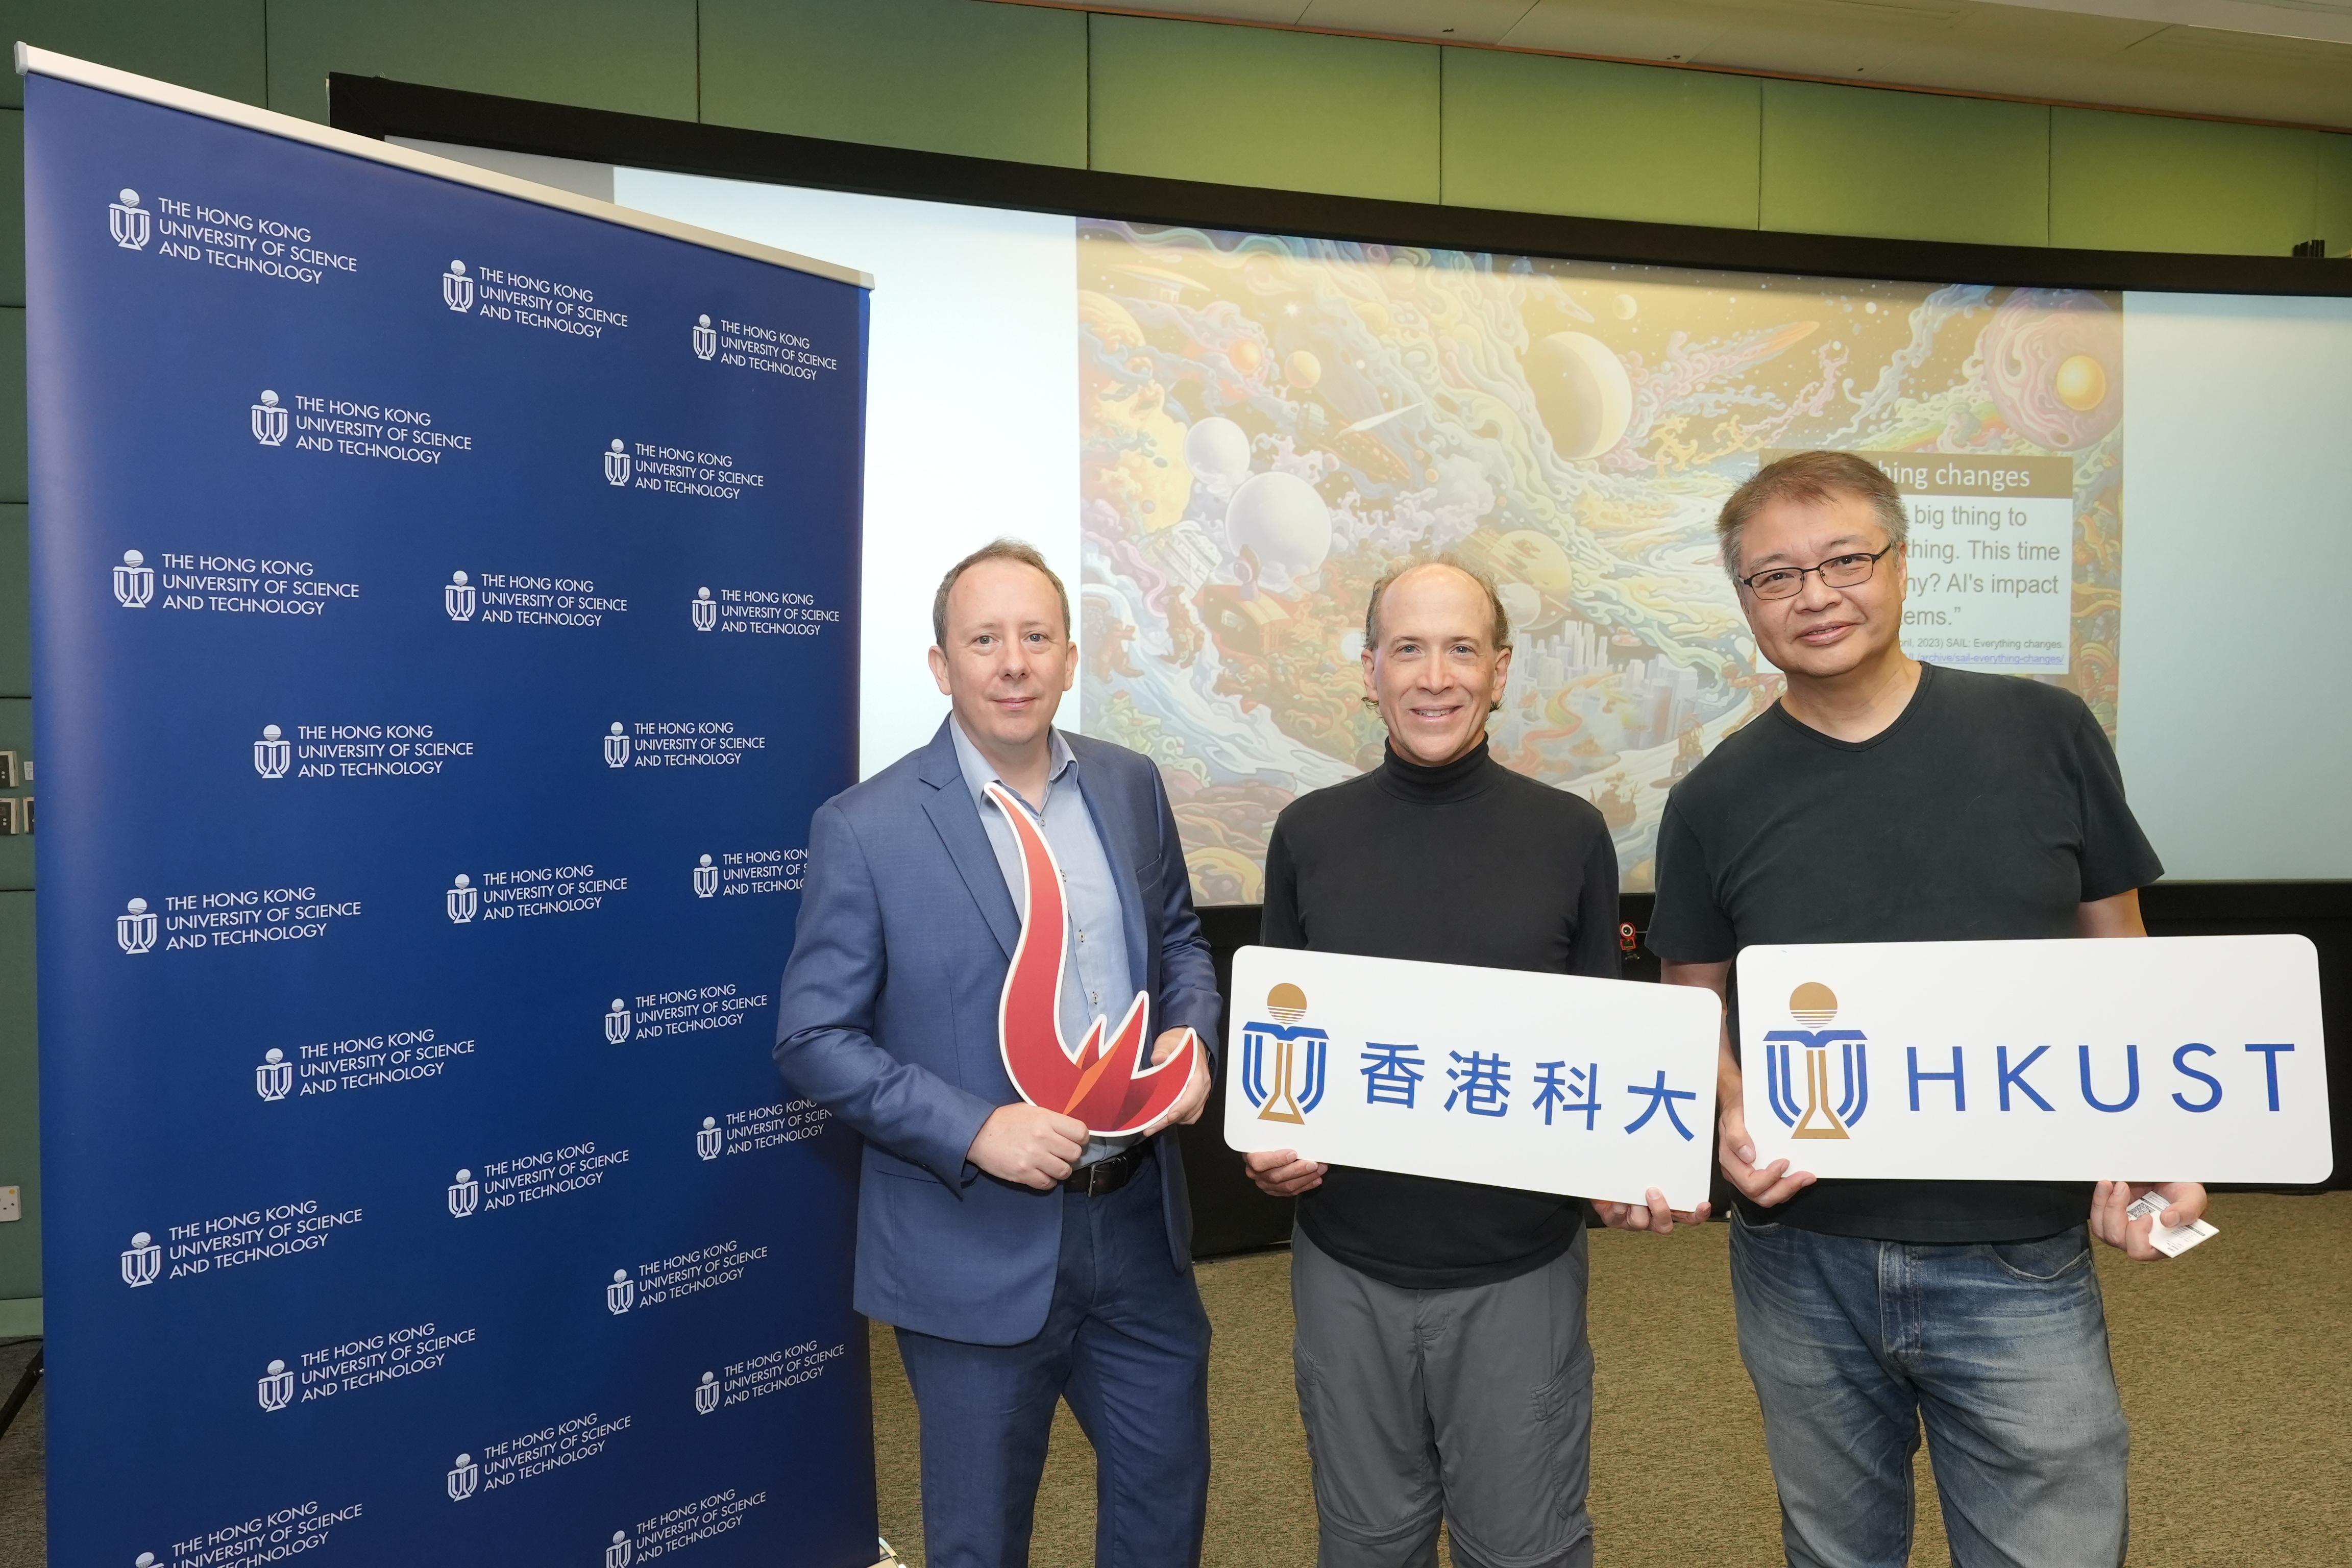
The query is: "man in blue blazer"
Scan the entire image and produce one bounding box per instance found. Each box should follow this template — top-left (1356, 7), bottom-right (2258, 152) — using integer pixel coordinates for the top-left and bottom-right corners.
top-left (775, 540), bottom-right (1221, 1568)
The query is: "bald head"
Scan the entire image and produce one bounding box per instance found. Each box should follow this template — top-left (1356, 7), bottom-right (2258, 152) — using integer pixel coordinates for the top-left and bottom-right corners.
top-left (1363, 559), bottom-right (1510, 654)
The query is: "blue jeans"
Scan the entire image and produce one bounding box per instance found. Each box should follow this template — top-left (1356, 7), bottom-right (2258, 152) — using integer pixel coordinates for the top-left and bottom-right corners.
top-left (1729, 1213), bottom-right (2128, 1568)
top-left (893, 1155), bottom-right (1212, 1568)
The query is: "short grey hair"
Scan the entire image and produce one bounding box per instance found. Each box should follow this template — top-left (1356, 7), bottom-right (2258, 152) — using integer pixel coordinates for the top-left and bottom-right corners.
top-left (932, 538), bottom-right (1070, 647)
top-left (1362, 557), bottom-right (1511, 653)
top-left (1718, 451), bottom-right (1908, 585)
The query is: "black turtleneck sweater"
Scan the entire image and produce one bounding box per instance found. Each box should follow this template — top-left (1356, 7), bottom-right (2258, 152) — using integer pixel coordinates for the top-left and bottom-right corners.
top-left (1261, 741), bottom-right (1622, 1290)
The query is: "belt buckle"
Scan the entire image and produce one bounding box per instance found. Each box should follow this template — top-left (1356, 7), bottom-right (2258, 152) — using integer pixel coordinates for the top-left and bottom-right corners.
top-left (1087, 1161), bottom-right (1114, 1198)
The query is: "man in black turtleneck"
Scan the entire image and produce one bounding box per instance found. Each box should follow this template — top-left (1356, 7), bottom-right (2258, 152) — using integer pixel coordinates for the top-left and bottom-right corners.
top-left (1246, 559), bottom-right (1702, 1568)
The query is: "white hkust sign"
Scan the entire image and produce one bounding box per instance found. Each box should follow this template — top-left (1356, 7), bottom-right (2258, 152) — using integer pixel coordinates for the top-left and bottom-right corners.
top-left (1737, 935), bottom-right (2332, 1183)
top-left (1222, 946), bottom-right (1721, 1211)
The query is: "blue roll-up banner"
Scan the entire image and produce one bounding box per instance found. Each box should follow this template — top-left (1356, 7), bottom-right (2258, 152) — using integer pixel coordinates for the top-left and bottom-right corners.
top-left (23, 49), bottom-right (878, 1568)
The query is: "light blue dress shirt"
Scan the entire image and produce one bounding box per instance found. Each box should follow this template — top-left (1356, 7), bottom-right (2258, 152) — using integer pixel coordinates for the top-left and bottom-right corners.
top-left (949, 719), bottom-right (1140, 1165)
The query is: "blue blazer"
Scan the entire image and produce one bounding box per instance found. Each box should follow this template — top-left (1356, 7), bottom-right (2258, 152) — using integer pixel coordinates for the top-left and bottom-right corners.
top-left (774, 719), bottom-right (1222, 1345)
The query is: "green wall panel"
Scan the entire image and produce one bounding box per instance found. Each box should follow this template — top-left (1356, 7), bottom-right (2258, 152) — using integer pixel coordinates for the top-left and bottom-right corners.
top-left (264, 0), bottom-right (699, 125)
top-left (1760, 80), bottom-right (2047, 247)
top-left (700, 0), bottom-right (1087, 167)
top-left (1440, 48), bottom-right (1758, 230)
top-left (0, 504), bottom-right (23, 698)
top-left (0, 308), bottom-right (20, 505)
top-left (1089, 16), bottom-right (1440, 204)
top-left (0, 890), bottom-right (34, 1302)
top-left (5, 0), bottom-right (267, 108)
top-left (0, 110), bottom-right (20, 308)
top-left (2051, 108), bottom-right (2321, 256)
top-left (2311, 133), bottom-right (2352, 256)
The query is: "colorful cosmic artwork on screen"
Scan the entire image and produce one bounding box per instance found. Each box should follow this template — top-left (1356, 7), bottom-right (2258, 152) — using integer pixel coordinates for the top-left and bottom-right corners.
top-left (1075, 221), bottom-right (2123, 900)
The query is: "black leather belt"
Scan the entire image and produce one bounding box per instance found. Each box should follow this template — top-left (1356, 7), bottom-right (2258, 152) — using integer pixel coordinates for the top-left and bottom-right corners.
top-left (1065, 1137), bottom-right (1155, 1196)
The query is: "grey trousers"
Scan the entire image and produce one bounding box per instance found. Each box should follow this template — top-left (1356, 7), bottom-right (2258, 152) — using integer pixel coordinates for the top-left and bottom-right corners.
top-left (1291, 1223), bottom-right (1595, 1568)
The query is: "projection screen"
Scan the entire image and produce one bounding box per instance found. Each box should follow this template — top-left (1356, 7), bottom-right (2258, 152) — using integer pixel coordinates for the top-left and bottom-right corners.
top-left (387, 134), bottom-right (2352, 897)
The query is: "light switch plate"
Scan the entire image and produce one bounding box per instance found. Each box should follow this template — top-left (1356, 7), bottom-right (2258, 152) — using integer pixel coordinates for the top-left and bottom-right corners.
top-left (0, 1186), bottom-right (20, 1221)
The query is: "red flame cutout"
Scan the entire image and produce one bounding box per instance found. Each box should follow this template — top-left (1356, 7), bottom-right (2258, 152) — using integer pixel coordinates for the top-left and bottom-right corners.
top-left (988, 781), bottom-right (1198, 1136)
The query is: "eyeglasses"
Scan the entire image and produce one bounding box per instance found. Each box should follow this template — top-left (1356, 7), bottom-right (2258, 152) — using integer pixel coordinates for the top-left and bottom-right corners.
top-left (1736, 544), bottom-right (1897, 601)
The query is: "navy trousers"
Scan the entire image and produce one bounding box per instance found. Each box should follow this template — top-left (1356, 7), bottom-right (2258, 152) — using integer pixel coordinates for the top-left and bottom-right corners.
top-left (893, 1152), bottom-right (1213, 1568)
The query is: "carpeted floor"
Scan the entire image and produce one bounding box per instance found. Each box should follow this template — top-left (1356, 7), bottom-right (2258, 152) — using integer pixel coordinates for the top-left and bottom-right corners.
top-left (0, 1343), bottom-right (40, 1568)
top-left (2, 1193), bottom-right (2345, 1566)
top-left (871, 1191), bottom-right (2352, 1567)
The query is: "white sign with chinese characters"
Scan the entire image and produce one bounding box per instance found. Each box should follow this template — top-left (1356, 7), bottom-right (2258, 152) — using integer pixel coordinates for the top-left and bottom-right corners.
top-left (1737, 936), bottom-right (2331, 1182)
top-left (1222, 946), bottom-right (1722, 1211)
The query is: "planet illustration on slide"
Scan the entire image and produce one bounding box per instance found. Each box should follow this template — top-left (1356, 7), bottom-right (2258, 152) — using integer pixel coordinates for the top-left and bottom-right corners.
top-left (1226, 471), bottom-right (1331, 586)
top-left (1524, 331), bottom-right (1634, 460)
top-left (1979, 288), bottom-right (2120, 449)
top-left (1184, 416), bottom-right (1253, 496)
top-left (2055, 353), bottom-right (2106, 412)
top-left (1076, 220), bottom-right (2121, 903)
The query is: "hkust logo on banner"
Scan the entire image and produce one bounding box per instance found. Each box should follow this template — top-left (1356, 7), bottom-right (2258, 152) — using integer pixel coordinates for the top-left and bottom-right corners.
top-left (254, 725), bottom-right (291, 779)
top-left (256, 1048), bottom-right (292, 1102)
top-left (446, 570), bottom-right (477, 621)
top-left (693, 586), bottom-right (718, 631)
top-left (604, 439), bottom-right (631, 486)
top-left (257, 1359), bottom-right (295, 1413)
top-left (443, 259), bottom-right (474, 312)
top-left (117, 898), bottom-right (157, 955)
top-left (121, 1232), bottom-right (161, 1288)
top-left (109, 187), bottom-right (151, 249)
top-left (114, 549), bottom-right (154, 608)
top-left (252, 389), bottom-right (287, 447)
top-left (693, 313), bottom-right (718, 360)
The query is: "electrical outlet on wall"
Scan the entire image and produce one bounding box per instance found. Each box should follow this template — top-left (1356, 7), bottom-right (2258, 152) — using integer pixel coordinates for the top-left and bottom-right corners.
top-left (0, 1186), bottom-right (20, 1222)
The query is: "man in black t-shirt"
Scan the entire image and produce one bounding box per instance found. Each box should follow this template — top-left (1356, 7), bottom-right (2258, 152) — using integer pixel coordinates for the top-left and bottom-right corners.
top-left (1246, 560), bottom-right (1700, 1568)
top-left (1650, 451), bottom-right (2204, 1568)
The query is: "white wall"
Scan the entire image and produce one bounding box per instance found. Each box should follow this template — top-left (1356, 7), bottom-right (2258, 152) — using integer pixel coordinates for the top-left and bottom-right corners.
top-left (614, 170), bottom-right (1082, 777)
top-left (2120, 292), bottom-right (2352, 880)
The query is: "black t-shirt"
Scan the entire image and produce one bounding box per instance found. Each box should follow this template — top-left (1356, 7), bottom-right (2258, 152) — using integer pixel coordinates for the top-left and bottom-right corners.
top-left (1262, 741), bottom-right (1621, 1290)
top-left (1647, 662), bottom-right (2164, 1243)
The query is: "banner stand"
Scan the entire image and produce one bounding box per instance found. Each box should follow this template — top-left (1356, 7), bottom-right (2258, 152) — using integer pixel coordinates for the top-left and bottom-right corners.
top-left (25, 44), bottom-right (881, 1566)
